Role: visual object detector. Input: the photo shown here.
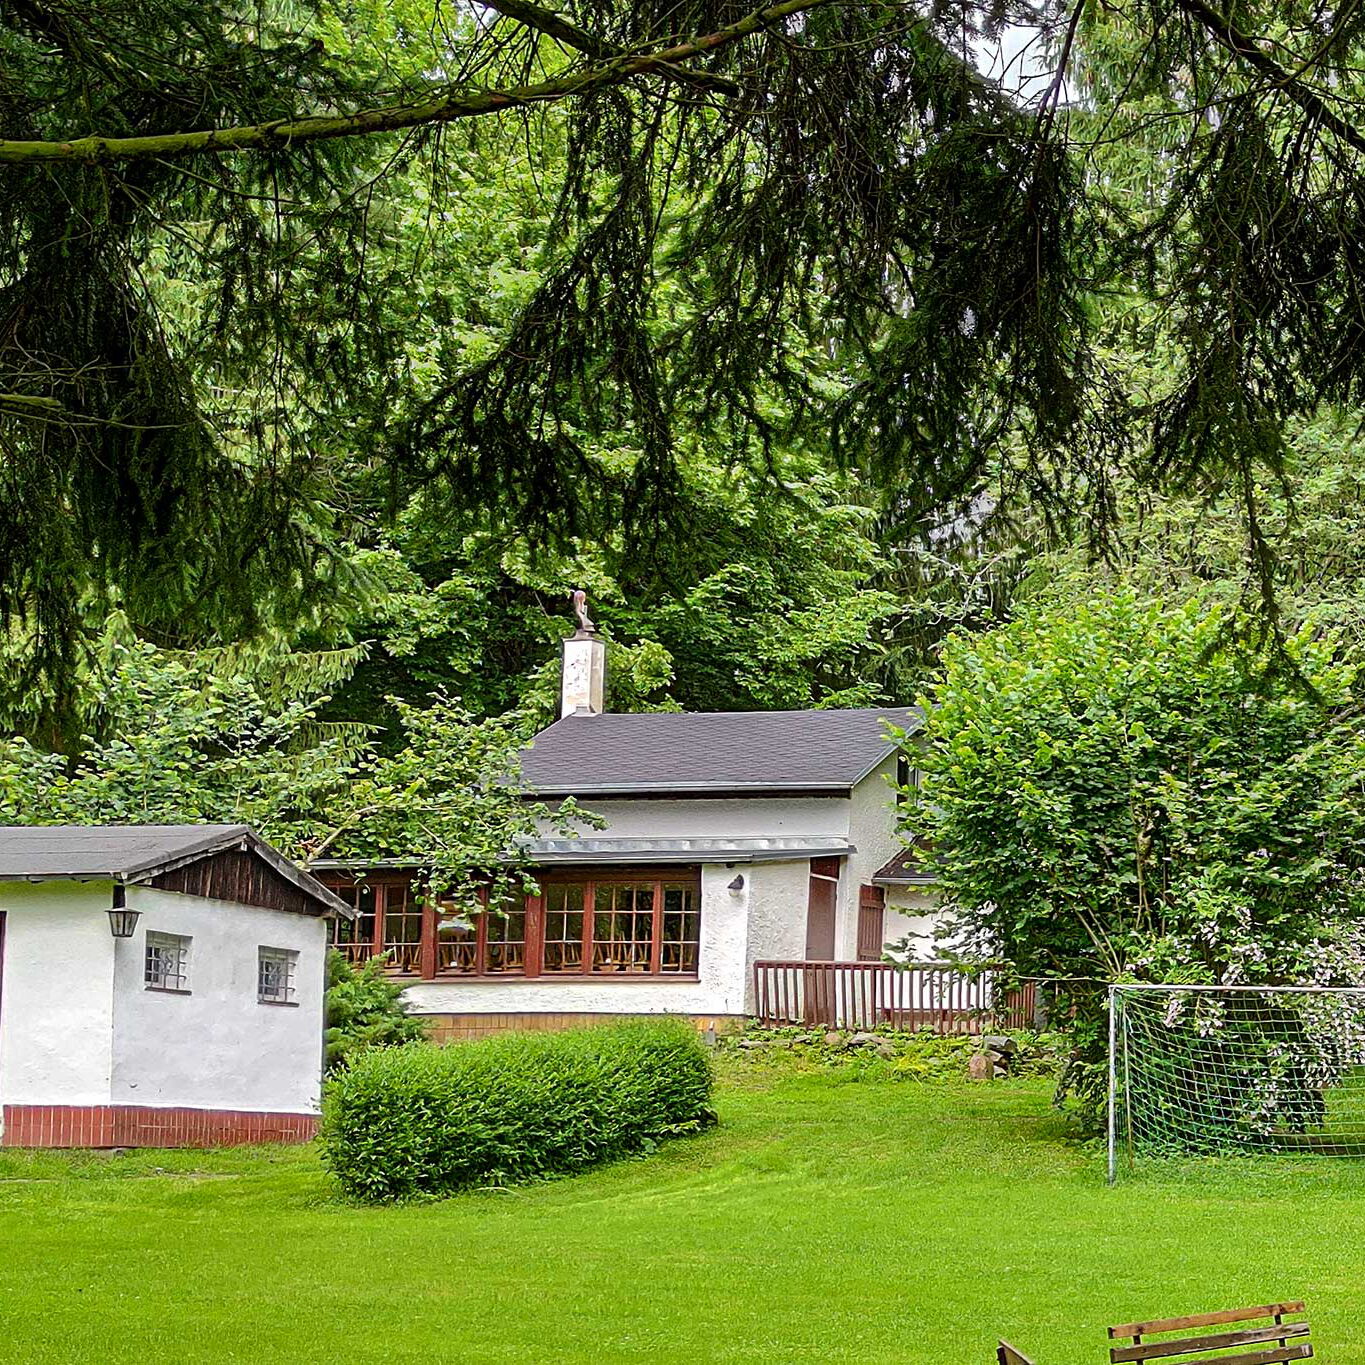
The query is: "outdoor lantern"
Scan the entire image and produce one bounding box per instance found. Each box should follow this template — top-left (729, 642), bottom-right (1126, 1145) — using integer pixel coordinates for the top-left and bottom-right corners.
top-left (727, 873), bottom-right (745, 893)
top-left (107, 883), bottom-right (141, 938)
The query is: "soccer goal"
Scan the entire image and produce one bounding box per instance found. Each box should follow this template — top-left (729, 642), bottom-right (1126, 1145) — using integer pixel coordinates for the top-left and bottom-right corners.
top-left (1107, 983), bottom-right (1365, 1182)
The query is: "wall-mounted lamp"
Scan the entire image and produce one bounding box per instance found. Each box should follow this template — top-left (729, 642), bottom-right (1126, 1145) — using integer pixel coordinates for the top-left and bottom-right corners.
top-left (727, 874), bottom-right (745, 893)
top-left (107, 883), bottom-right (141, 939)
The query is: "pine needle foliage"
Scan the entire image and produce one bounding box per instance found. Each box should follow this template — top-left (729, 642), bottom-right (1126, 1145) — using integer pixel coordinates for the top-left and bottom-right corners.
top-left (9, 0), bottom-right (1365, 700)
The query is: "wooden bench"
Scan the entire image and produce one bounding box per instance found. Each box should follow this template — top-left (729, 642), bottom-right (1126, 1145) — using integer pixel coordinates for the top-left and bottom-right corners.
top-left (997, 1344), bottom-right (1035, 1365)
top-left (1108, 1302), bottom-right (1313, 1363)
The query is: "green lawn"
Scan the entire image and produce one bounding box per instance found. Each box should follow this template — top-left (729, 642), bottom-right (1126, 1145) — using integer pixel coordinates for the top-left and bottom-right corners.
top-left (2, 1059), bottom-right (1363, 1363)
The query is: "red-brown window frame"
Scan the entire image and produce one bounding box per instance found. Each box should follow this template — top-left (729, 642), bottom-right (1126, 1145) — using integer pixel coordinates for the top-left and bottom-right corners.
top-left (322, 867), bottom-right (701, 981)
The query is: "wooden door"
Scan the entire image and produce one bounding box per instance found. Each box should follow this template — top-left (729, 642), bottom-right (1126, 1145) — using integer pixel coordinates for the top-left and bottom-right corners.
top-left (856, 884), bottom-right (886, 961)
top-left (805, 858), bottom-right (839, 960)
top-left (803, 859), bottom-right (840, 1025)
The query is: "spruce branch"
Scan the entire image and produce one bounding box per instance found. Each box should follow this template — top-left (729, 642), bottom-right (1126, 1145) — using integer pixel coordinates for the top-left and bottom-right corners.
top-left (0, 0), bottom-right (823, 165)
top-left (480, 0), bottom-right (743, 96)
top-left (1173, 0), bottom-right (1365, 159)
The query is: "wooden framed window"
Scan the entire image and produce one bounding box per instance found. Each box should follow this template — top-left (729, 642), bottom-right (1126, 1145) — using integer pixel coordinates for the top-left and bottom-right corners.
top-left (331, 880), bottom-right (378, 965)
top-left (435, 910), bottom-right (478, 975)
top-left (592, 881), bottom-right (655, 973)
top-left (660, 883), bottom-right (701, 974)
top-left (483, 899), bottom-right (527, 974)
top-left (323, 868), bottom-right (701, 981)
top-left (541, 883), bottom-right (586, 973)
top-left (381, 879), bottom-right (423, 975)
top-left (329, 877), bottom-right (426, 973)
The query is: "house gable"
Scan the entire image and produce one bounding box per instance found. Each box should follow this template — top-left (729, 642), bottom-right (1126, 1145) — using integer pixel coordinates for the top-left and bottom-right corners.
top-left (149, 847), bottom-right (331, 918)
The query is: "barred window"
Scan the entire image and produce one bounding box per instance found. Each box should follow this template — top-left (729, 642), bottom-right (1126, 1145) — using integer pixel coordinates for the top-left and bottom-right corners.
top-left (145, 932), bottom-right (190, 992)
top-left (258, 947), bottom-right (298, 1004)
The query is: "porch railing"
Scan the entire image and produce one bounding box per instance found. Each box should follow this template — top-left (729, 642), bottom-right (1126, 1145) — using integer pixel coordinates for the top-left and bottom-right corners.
top-left (751, 960), bottom-right (1038, 1034)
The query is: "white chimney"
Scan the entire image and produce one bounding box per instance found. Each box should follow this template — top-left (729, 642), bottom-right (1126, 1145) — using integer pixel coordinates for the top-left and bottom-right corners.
top-left (561, 590), bottom-right (605, 717)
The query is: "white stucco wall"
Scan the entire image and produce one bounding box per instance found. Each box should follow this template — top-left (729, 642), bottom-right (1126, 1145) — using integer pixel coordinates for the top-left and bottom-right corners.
top-left (551, 796), bottom-right (852, 841)
top-left (404, 862), bottom-right (751, 1017)
top-left (0, 882), bottom-right (117, 1107)
top-left (111, 888), bottom-right (328, 1114)
top-left (740, 858), bottom-right (816, 1011)
top-left (884, 887), bottom-right (943, 960)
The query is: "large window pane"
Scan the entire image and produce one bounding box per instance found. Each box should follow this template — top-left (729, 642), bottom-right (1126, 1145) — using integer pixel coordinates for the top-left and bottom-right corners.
top-left (484, 902), bottom-right (527, 974)
top-left (542, 883), bottom-right (585, 973)
top-left (382, 881), bottom-right (423, 973)
top-left (435, 911), bottom-right (478, 975)
top-left (660, 883), bottom-right (700, 974)
top-left (332, 882), bottom-right (377, 965)
top-left (591, 883), bottom-right (654, 973)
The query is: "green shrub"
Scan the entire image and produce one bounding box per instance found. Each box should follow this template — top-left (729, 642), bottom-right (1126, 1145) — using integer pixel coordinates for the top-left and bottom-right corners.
top-left (321, 1018), bottom-right (716, 1200)
top-left (324, 951), bottom-right (429, 1071)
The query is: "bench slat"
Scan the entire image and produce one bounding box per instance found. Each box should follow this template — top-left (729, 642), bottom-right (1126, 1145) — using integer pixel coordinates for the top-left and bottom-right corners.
top-left (1178, 1348), bottom-right (1312, 1365)
top-left (1111, 1323), bottom-right (1310, 1362)
top-left (1109, 1305), bottom-right (1307, 1339)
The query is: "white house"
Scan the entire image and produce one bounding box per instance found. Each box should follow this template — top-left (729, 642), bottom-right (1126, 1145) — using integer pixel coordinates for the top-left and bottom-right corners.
top-left (0, 824), bottom-right (351, 1148)
top-left (318, 624), bottom-right (942, 1040)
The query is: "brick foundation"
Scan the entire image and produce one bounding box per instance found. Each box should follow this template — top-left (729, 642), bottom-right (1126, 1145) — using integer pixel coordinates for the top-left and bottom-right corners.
top-left (423, 1012), bottom-right (746, 1043)
top-left (0, 1104), bottom-right (319, 1149)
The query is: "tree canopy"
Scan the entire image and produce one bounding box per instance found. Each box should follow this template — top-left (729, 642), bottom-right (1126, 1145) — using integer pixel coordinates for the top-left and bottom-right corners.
top-left (906, 589), bottom-right (1365, 1118)
top-left (0, 629), bottom-right (590, 909)
top-left (9, 0), bottom-right (1365, 711)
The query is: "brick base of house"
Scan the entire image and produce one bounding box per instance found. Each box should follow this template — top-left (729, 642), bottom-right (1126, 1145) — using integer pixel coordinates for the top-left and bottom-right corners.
top-left (0, 1104), bottom-right (319, 1149)
top-left (422, 1012), bottom-right (746, 1043)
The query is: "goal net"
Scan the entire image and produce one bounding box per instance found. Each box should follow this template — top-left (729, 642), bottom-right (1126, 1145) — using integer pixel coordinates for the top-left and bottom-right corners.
top-left (1108, 984), bottom-right (1365, 1180)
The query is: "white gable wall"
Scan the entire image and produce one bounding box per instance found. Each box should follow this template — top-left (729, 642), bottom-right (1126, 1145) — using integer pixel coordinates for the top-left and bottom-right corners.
top-left (836, 754), bottom-right (949, 961)
top-left (0, 881), bottom-right (326, 1119)
top-left (0, 882), bottom-right (116, 1106)
top-left (884, 887), bottom-right (942, 960)
top-left (111, 888), bottom-right (327, 1114)
top-left (548, 795), bottom-right (853, 841)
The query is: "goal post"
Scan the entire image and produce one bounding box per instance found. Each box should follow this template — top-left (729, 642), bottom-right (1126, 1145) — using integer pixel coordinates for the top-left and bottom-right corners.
top-left (1107, 983), bottom-right (1365, 1183)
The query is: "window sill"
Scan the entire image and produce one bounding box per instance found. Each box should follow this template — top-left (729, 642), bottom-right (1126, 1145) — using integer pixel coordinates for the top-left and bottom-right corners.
top-left (258, 998), bottom-right (300, 1007)
top-left (144, 986), bottom-right (191, 996)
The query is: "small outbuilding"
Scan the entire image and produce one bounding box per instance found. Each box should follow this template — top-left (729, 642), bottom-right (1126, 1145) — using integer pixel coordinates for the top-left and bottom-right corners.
top-left (0, 824), bottom-right (352, 1148)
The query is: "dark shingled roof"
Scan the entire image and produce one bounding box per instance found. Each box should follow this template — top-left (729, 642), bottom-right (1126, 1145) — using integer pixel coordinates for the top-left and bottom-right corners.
top-left (521, 707), bottom-right (921, 796)
top-left (872, 838), bottom-right (938, 886)
top-left (0, 824), bottom-right (350, 915)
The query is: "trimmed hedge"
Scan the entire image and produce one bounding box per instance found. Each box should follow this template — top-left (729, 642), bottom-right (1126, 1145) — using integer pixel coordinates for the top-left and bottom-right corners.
top-left (321, 1018), bottom-right (715, 1200)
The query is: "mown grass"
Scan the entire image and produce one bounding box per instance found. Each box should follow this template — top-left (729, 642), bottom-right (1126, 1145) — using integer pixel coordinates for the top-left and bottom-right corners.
top-left (1, 1054), bottom-right (1363, 1363)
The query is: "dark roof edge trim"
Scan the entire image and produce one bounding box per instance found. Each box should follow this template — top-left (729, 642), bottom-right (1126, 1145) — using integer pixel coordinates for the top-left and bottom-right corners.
top-left (532, 844), bottom-right (856, 865)
top-left (526, 783), bottom-right (854, 799)
top-left (118, 825), bottom-right (252, 879)
top-left (312, 845), bottom-right (858, 871)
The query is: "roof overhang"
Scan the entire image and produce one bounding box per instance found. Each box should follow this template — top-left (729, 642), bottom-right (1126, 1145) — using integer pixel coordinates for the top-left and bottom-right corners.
top-left (313, 835), bottom-right (857, 872)
top-left (523, 836), bottom-right (856, 865)
top-left (0, 826), bottom-right (353, 919)
top-left (526, 783), bottom-right (855, 800)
